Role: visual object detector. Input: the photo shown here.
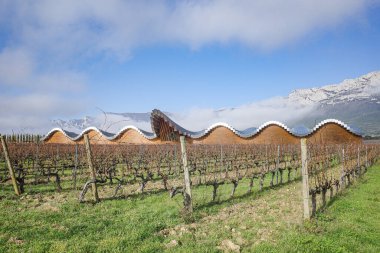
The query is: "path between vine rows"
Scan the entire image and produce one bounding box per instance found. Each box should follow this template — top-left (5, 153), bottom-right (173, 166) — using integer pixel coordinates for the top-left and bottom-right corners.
top-left (160, 179), bottom-right (303, 251)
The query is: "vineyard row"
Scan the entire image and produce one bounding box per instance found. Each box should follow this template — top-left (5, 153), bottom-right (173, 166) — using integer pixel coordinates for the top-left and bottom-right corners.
top-left (1, 135), bottom-right (379, 218)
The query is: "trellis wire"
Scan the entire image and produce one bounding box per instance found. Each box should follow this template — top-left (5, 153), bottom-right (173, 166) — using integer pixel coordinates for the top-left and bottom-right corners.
top-left (0, 140), bottom-right (379, 212)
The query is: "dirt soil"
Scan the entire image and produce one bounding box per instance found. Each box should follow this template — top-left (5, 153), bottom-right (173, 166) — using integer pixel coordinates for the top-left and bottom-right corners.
top-left (160, 180), bottom-right (303, 250)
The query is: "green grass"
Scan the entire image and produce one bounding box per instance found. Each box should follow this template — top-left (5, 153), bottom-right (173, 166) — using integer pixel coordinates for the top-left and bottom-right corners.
top-left (0, 163), bottom-right (379, 252)
top-left (254, 164), bottom-right (380, 253)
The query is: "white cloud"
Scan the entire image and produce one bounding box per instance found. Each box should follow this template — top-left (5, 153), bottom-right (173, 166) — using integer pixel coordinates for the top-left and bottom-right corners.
top-left (0, 48), bottom-right (88, 133)
top-left (46, 69), bottom-right (380, 135)
top-left (0, 93), bottom-right (88, 133)
top-left (0, 0), bottom-right (377, 133)
top-left (1, 0), bottom-right (375, 59)
top-left (94, 113), bottom-right (153, 133)
top-left (171, 96), bottom-right (316, 131)
top-left (0, 48), bottom-right (86, 91)
top-left (61, 95), bottom-right (316, 134)
top-left (0, 48), bottom-right (34, 86)
top-left (0, 93), bottom-right (82, 116)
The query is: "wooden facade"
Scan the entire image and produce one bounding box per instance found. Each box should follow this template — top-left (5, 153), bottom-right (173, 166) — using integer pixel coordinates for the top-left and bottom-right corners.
top-left (307, 123), bottom-right (362, 144)
top-left (73, 129), bottom-right (113, 145)
top-left (44, 130), bottom-right (75, 144)
top-left (190, 125), bottom-right (300, 145)
top-left (112, 129), bottom-right (160, 144)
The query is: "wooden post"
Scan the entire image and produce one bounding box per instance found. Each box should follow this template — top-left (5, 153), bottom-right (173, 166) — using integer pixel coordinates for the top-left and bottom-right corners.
top-left (300, 138), bottom-right (310, 219)
top-left (0, 135), bottom-right (21, 195)
top-left (276, 145), bottom-right (280, 184)
top-left (341, 148), bottom-right (345, 187)
top-left (84, 134), bottom-right (99, 202)
top-left (357, 146), bottom-right (361, 176)
top-left (73, 144), bottom-right (78, 190)
top-left (180, 136), bottom-right (193, 213)
top-left (35, 143), bottom-right (40, 184)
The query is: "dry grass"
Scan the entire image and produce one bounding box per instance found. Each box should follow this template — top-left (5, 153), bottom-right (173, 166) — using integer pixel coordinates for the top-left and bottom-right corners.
top-left (160, 179), bottom-right (303, 251)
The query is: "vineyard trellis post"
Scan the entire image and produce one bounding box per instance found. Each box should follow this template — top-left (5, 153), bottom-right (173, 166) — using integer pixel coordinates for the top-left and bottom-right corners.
top-left (0, 135), bottom-right (21, 195)
top-left (35, 143), bottom-right (39, 185)
top-left (357, 146), bottom-right (361, 176)
top-left (276, 145), bottom-right (280, 185)
top-left (84, 134), bottom-right (100, 202)
top-left (73, 143), bottom-right (78, 190)
top-left (180, 136), bottom-right (193, 213)
top-left (341, 148), bottom-right (345, 187)
top-left (300, 138), bottom-right (310, 219)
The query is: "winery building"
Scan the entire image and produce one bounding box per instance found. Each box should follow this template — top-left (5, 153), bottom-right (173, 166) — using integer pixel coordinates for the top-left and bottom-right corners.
top-left (43, 109), bottom-right (363, 145)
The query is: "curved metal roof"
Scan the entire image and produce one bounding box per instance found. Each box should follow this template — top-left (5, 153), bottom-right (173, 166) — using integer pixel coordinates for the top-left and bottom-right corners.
top-left (42, 125), bottom-right (157, 142)
top-left (150, 110), bottom-right (363, 138)
top-left (111, 126), bottom-right (157, 140)
top-left (43, 109), bottom-right (363, 142)
top-left (43, 128), bottom-right (77, 141)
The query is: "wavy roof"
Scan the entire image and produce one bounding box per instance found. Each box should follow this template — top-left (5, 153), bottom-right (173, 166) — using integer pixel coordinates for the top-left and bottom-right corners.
top-left (43, 109), bottom-right (363, 141)
top-left (42, 126), bottom-right (157, 142)
top-left (151, 109), bottom-right (362, 138)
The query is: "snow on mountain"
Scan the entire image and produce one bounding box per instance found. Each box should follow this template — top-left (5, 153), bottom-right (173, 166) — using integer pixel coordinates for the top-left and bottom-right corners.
top-left (51, 111), bottom-right (156, 134)
top-left (52, 116), bottom-right (96, 130)
top-left (288, 71), bottom-right (380, 106)
top-left (288, 71), bottom-right (380, 136)
top-left (51, 71), bottom-right (380, 136)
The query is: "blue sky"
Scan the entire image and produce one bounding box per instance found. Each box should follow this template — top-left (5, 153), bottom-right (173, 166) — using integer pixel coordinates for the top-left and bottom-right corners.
top-left (0, 0), bottom-right (380, 133)
top-left (89, 26), bottom-right (380, 112)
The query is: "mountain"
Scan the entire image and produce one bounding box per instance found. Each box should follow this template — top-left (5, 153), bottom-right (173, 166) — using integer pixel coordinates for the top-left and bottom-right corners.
top-left (52, 116), bottom-right (98, 130)
top-left (52, 113), bottom-right (151, 132)
top-left (51, 71), bottom-right (380, 137)
top-left (288, 71), bottom-right (380, 105)
top-left (51, 112), bottom-right (171, 133)
top-left (288, 71), bottom-right (380, 136)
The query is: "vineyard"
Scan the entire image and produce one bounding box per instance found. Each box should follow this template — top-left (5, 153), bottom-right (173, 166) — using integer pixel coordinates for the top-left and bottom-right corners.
top-left (1, 135), bottom-right (379, 218)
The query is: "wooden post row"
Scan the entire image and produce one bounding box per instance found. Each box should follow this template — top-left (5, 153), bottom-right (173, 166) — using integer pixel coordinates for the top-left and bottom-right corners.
top-left (0, 135), bottom-right (21, 195)
top-left (84, 134), bottom-right (100, 202)
top-left (180, 136), bottom-right (193, 213)
top-left (300, 138), bottom-right (310, 219)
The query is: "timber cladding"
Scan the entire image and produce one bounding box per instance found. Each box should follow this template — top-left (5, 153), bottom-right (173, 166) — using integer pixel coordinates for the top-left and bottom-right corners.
top-left (112, 129), bottom-right (161, 144)
top-left (72, 130), bottom-right (112, 145)
top-left (307, 123), bottom-right (362, 144)
top-left (43, 109), bottom-right (363, 145)
top-left (44, 123), bottom-right (362, 145)
top-left (247, 125), bottom-right (300, 145)
top-left (44, 131), bottom-right (75, 144)
top-left (191, 125), bottom-right (299, 145)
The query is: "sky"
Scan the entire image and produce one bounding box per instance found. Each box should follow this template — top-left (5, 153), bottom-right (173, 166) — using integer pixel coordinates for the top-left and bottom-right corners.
top-left (1, 0), bottom-right (380, 133)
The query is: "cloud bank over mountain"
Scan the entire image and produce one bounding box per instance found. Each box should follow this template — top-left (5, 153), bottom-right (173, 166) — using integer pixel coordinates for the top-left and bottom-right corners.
top-left (171, 97), bottom-right (315, 132)
top-left (50, 71), bottom-right (380, 136)
top-left (0, 0), bottom-right (378, 133)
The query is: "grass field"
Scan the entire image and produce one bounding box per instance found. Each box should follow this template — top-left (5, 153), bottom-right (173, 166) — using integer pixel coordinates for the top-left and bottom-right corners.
top-left (0, 163), bottom-right (379, 252)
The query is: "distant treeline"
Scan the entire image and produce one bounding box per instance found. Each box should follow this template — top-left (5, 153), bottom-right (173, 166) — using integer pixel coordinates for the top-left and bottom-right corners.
top-left (1, 134), bottom-right (43, 143)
